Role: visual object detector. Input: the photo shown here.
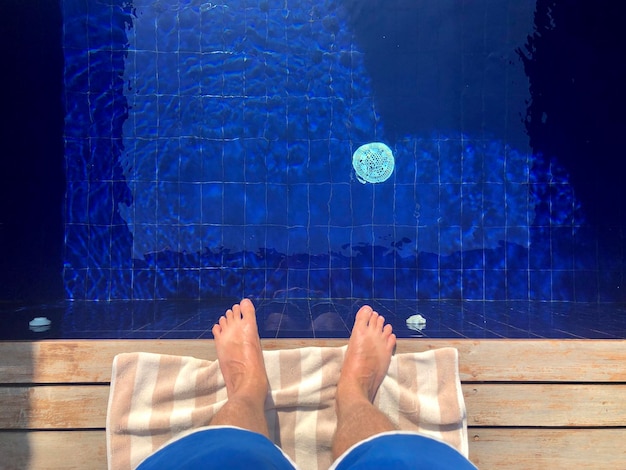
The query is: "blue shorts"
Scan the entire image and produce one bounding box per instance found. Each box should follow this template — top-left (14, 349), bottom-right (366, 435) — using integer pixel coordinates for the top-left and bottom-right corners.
top-left (137, 426), bottom-right (477, 470)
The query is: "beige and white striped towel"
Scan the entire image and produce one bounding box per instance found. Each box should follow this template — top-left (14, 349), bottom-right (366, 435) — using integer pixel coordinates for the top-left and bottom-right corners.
top-left (106, 346), bottom-right (468, 470)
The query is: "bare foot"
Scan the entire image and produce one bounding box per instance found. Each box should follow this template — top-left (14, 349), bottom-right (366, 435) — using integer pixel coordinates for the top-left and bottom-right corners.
top-left (337, 306), bottom-right (396, 403)
top-left (212, 299), bottom-right (268, 403)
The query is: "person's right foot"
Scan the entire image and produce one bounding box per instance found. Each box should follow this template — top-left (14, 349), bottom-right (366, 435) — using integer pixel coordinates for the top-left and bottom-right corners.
top-left (337, 306), bottom-right (396, 403)
top-left (212, 299), bottom-right (269, 404)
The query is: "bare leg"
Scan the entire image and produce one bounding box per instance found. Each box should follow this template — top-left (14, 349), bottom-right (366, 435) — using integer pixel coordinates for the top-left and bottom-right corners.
top-left (210, 299), bottom-right (270, 438)
top-left (331, 306), bottom-right (397, 459)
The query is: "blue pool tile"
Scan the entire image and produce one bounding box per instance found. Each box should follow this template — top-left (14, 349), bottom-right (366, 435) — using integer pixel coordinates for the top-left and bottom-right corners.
top-left (3, 300), bottom-right (626, 340)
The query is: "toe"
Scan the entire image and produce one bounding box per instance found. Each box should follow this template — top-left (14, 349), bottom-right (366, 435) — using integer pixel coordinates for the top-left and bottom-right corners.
top-left (375, 314), bottom-right (385, 331)
top-left (240, 298), bottom-right (255, 320)
top-left (225, 308), bottom-right (234, 321)
top-left (212, 323), bottom-right (221, 337)
top-left (231, 304), bottom-right (242, 320)
top-left (354, 305), bottom-right (373, 328)
top-left (367, 311), bottom-right (380, 329)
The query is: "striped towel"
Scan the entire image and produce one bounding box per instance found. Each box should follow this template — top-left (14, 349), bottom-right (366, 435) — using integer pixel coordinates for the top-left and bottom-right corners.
top-left (106, 346), bottom-right (468, 470)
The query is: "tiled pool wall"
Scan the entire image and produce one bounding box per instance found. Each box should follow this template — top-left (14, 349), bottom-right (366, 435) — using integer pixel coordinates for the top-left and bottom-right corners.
top-left (61, 0), bottom-right (626, 302)
top-left (4, 299), bottom-right (626, 340)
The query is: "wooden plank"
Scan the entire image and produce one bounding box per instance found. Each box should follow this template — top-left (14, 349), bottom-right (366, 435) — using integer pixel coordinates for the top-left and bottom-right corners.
top-left (1, 339), bottom-right (625, 384)
top-left (463, 383), bottom-right (626, 427)
top-left (441, 339), bottom-right (626, 383)
top-left (3, 382), bottom-right (625, 430)
top-left (0, 431), bottom-right (106, 470)
top-left (0, 340), bottom-right (218, 384)
top-left (468, 428), bottom-right (626, 469)
top-left (0, 386), bottom-right (109, 430)
top-left (2, 428), bottom-right (625, 470)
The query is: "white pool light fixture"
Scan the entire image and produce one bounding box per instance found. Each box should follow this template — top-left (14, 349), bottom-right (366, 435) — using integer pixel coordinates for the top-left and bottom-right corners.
top-left (352, 142), bottom-right (395, 184)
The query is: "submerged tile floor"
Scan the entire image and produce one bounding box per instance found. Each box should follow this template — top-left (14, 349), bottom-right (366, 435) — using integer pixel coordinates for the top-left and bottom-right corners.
top-left (2, 299), bottom-right (626, 340)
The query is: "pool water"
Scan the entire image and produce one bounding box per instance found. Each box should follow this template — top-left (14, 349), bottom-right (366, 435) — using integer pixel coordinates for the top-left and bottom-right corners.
top-left (3, 300), bottom-right (625, 340)
top-left (58, 0), bottom-right (626, 305)
top-left (4, 1), bottom-right (626, 343)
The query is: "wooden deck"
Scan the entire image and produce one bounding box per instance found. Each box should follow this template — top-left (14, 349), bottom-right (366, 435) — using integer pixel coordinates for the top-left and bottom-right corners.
top-left (1, 339), bottom-right (625, 469)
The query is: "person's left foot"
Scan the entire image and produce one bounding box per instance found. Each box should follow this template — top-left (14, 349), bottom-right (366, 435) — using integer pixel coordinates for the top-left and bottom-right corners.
top-left (336, 305), bottom-right (396, 404)
top-left (212, 299), bottom-right (268, 403)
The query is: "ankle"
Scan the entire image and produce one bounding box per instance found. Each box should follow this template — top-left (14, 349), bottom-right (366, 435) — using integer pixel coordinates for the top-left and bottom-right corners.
top-left (225, 372), bottom-right (268, 398)
top-left (226, 387), bottom-right (268, 408)
top-left (338, 368), bottom-right (377, 398)
top-left (336, 381), bottom-right (371, 413)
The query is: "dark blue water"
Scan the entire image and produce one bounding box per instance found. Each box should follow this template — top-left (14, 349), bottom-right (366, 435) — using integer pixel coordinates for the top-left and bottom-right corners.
top-left (2, 299), bottom-right (625, 340)
top-left (60, 0), bottom-right (626, 305)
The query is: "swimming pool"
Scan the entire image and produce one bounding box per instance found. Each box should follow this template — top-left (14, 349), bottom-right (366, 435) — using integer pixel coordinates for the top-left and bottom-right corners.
top-left (3, 0), bottom-right (626, 340)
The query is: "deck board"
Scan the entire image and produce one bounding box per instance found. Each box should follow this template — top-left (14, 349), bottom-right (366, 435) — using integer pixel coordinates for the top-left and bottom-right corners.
top-left (468, 428), bottom-right (626, 469)
top-left (2, 339), bottom-right (625, 383)
top-left (2, 383), bottom-right (625, 430)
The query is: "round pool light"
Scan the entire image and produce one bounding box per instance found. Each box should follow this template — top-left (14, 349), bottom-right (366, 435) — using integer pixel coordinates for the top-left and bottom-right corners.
top-left (352, 142), bottom-right (395, 183)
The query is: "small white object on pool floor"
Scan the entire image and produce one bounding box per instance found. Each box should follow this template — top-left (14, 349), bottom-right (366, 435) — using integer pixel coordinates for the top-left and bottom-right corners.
top-left (29, 317), bottom-right (52, 332)
top-left (406, 314), bottom-right (427, 332)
